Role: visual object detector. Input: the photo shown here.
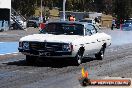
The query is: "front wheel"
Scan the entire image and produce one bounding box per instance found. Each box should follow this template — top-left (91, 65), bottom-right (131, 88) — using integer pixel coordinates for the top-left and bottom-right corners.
top-left (74, 51), bottom-right (84, 65)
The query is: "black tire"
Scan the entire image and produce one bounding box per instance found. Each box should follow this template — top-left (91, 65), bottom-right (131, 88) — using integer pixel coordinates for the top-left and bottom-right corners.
top-left (81, 78), bottom-right (91, 86)
top-left (12, 23), bottom-right (17, 30)
top-left (95, 46), bottom-right (105, 60)
top-left (0, 29), bottom-right (4, 32)
top-left (34, 25), bottom-right (37, 28)
top-left (75, 50), bottom-right (84, 65)
top-left (26, 55), bottom-right (37, 64)
top-left (34, 23), bottom-right (38, 28)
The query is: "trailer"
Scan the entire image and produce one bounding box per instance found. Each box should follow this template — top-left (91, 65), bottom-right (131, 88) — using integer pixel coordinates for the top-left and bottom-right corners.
top-left (0, 0), bottom-right (26, 31)
top-left (0, 0), bottom-right (11, 31)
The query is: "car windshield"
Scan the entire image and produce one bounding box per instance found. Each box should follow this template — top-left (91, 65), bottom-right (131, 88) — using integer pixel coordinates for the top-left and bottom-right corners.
top-left (41, 23), bottom-right (84, 35)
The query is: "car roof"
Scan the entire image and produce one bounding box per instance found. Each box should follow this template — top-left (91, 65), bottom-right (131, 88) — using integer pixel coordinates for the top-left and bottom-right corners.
top-left (80, 18), bottom-right (94, 20)
top-left (48, 21), bottom-right (88, 25)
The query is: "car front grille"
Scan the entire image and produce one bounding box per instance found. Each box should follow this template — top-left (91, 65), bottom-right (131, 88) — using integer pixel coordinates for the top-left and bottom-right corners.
top-left (30, 42), bottom-right (44, 50)
top-left (29, 42), bottom-right (63, 51)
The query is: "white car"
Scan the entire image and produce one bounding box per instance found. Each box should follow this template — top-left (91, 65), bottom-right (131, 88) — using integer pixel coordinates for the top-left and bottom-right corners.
top-left (18, 21), bottom-right (111, 65)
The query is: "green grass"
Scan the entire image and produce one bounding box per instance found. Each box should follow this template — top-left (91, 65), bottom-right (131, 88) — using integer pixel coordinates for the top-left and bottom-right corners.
top-left (35, 7), bottom-right (59, 17)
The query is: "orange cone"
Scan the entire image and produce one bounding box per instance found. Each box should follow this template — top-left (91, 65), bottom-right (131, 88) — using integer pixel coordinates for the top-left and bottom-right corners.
top-left (81, 67), bottom-right (89, 78)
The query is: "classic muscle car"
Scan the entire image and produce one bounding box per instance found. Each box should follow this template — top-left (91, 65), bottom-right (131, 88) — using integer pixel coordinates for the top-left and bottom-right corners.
top-left (18, 21), bottom-right (111, 65)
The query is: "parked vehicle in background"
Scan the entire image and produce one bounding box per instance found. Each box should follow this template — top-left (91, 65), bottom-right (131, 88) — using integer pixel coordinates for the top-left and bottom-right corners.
top-left (122, 19), bottom-right (132, 31)
top-left (18, 21), bottom-right (111, 65)
top-left (79, 18), bottom-right (96, 25)
top-left (79, 18), bottom-right (101, 28)
top-left (27, 16), bottom-right (41, 28)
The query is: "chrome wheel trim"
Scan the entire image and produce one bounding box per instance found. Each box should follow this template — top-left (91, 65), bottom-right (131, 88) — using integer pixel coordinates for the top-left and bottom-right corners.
top-left (100, 50), bottom-right (104, 58)
top-left (77, 54), bottom-right (82, 64)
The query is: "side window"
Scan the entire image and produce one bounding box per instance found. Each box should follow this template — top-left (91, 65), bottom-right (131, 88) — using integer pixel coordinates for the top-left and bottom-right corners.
top-left (86, 25), bottom-right (97, 35)
top-left (85, 27), bottom-right (92, 36)
top-left (93, 25), bottom-right (99, 33)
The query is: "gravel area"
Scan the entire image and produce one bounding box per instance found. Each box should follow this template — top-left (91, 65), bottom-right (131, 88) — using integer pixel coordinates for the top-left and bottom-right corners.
top-left (0, 28), bottom-right (39, 62)
top-left (0, 28), bottom-right (39, 42)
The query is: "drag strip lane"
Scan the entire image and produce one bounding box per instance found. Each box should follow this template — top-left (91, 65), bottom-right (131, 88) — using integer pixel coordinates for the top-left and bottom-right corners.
top-left (0, 42), bottom-right (18, 55)
top-left (0, 30), bottom-right (132, 88)
top-left (0, 44), bottom-right (132, 88)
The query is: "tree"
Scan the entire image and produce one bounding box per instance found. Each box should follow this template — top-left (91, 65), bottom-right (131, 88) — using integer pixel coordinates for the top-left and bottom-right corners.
top-left (103, 0), bottom-right (113, 14)
top-left (113, 0), bottom-right (132, 20)
top-left (11, 0), bottom-right (132, 19)
top-left (12, 0), bottom-right (37, 17)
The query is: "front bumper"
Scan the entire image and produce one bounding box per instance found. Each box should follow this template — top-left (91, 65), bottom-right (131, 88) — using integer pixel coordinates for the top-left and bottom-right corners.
top-left (18, 48), bottom-right (73, 57)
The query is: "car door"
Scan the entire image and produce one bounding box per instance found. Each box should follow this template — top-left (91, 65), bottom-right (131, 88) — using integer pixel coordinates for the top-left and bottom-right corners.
top-left (90, 25), bottom-right (103, 53)
top-left (83, 25), bottom-right (101, 56)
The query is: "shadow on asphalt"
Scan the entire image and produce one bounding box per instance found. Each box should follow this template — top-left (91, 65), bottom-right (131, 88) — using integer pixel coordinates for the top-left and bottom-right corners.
top-left (5, 57), bottom-right (98, 68)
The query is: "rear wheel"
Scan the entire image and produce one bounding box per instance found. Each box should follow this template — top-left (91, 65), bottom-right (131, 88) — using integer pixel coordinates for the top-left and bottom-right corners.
top-left (26, 55), bottom-right (37, 64)
top-left (95, 46), bottom-right (105, 60)
top-left (34, 23), bottom-right (38, 28)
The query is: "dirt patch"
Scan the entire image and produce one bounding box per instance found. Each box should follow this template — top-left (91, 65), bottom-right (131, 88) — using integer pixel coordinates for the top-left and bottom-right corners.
top-left (0, 28), bottom-right (40, 42)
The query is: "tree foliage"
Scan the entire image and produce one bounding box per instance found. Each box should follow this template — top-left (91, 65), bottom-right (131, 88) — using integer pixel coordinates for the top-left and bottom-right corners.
top-left (12, 0), bottom-right (37, 17)
top-left (113, 0), bottom-right (132, 19)
top-left (11, 0), bottom-right (132, 19)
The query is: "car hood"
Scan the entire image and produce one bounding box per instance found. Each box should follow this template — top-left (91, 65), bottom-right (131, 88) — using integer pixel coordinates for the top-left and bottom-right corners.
top-left (20, 34), bottom-right (83, 43)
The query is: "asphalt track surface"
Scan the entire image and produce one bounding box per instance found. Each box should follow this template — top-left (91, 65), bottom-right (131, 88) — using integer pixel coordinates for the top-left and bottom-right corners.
top-left (0, 28), bottom-right (132, 88)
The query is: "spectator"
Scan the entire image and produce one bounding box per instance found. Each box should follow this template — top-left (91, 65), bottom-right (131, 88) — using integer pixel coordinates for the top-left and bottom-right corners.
top-left (69, 16), bottom-right (74, 21)
top-left (94, 17), bottom-right (99, 23)
top-left (43, 16), bottom-right (46, 23)
top-left (120, 18), bottom-right (124, 30)
top-left (111, 18), bottom-right (116, 30)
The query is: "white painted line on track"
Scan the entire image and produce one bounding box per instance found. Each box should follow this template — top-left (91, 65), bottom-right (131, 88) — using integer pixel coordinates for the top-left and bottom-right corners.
top-left (0, 52), bottom-right (18, 56)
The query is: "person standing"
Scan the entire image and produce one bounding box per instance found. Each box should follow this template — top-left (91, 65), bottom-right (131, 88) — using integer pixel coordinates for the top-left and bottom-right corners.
top-left (69, 16), bottom-right (74, 21)
top-left (120, 18), bottom-right (124, 30)
top-left (111, 18), bottom-right (115, 30)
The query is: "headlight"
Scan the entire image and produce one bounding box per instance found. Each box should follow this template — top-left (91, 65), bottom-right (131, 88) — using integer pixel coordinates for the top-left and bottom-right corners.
top-left (23, 42), bottom-right (29, 49)
top-left (63, 43), bottom-right (73, 51)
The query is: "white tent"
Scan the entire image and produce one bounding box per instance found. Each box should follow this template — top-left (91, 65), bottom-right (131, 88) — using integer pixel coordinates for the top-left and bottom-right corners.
top-left (0, 0), bottom-right (11, 9)
top-left (0, 0), bottom-right (11, 31)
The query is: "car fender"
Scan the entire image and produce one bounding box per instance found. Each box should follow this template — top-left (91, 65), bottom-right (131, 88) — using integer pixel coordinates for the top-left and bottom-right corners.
top-left (72, 43), bottom-right (85, 57)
